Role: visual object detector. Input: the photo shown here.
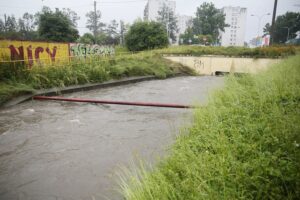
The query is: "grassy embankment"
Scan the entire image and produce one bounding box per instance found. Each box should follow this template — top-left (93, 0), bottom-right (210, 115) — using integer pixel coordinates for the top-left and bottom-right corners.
top-left (120, 54), bottom-right (300, 199)
top-left (0, 52), bottom-right (194, 105)
top-left (154, 45), bottom-right (296, 58)
top-left (0, 45), bottom-right (296, 105)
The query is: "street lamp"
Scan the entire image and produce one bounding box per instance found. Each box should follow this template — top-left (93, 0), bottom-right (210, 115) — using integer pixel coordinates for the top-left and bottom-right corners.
top-left (251, 13), bottom-right (271, 37)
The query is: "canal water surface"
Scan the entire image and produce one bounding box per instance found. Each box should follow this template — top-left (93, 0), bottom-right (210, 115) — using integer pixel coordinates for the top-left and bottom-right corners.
top-left (0, 76), bottom-right (224, 200)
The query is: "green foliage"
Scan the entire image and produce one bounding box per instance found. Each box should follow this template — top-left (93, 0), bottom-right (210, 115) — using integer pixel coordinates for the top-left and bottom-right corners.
top-left (0, 14), bottom-right (32, 40)
top-left (80, 20), bottom-right (120, 45)
top-left (121, 55), bottom-right (300, 200)
top-left (264, 12), bottom-right (300, 43)
top-left (105, 19), bottom-right (120, 45)
top-left (4, 15), bottom-right (18, 32)
top-left (192, 2), bottom-right (228, 42)
top-left (0, 82), bottom-right (34, 105)
top-left (197, 34), bottom-right (213, 45)
top-left (18, 13), bottom-right (38, 40)
top-left (79, 33), bottom-right (95, 44)
top-left (0, 53), bottom-right (193, 105)
top-left (37, 6), bottom-right (79, 42)
top-left (125, 21), bottom-right (168, 51)
top-left (179, 28), bottom-right (199, 45)
top-left (115, 45), bottom-right (130, 55)
top-left (154, 45), bottom-right (296, 58)
top-left (86, 9), bottom-right (106, 39)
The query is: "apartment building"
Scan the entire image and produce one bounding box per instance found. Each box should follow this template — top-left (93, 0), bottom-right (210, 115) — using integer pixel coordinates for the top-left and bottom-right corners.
top-left (220, 6), bottom-right (247, 46)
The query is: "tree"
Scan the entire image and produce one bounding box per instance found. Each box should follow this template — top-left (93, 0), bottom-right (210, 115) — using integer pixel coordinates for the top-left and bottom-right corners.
top-left (263, 23), bottom-right (271, 36)
top-left (179, 27), bottom-right (199, 45)
top-left (198, 34), bottom-right (213, 45)
top-left (263, 12), bottom-right (300, 43)
top-left (21, 13), bottom-right (35, 32)
top-left (106, 20), bottom-right (119, 37)
top-left (37, 7), bottom-right (79, 42)
top-left (86, 9), bottom-right (105, 40)
top-left (96, 33), bottom-right (109, 45)
top-left (0, 19), bottom-right (4, 34)
top-left (192, 2), bottom-right (227, 42)
top-left (18, 13), bottom-right (38, 40)
top-left (125, 21), bottom-right (168, 51)
top-left (105, 20), bottom-right (120, 45)
top-left (157, 3), bottom-right (178, 43)
top-left (62, 8), bottom-right (80, 26)
top-left (0, 14), bottom-right (22, 40)
top-left (5, 15), bottom-right (18, 32)
top-left (79, 33), bottom-right (95, 44)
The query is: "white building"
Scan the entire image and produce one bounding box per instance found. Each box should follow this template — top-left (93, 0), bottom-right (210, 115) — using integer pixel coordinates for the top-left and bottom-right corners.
top-left (144, 0), bottom-right (176, 21)
top-left (177, 15), bottom-right (193, 35)
top-left (220, 6), bottom-right (247, 46)
top-left (296, 31), bottom-right (300, 39)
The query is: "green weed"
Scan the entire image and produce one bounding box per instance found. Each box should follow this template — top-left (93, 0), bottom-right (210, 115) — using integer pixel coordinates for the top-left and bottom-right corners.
top-left (121, 55), bottom-right (300, 200)
top-left (0, 53), bottom-right (193, 105)
top-left (154, 45), bottom-right (296, 58)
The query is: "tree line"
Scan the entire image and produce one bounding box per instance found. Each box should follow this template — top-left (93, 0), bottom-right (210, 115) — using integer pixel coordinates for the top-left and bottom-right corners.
top-left (0, 6), bottom-right (127, 45)
top-left (0, 2), bottom-right (298, 50)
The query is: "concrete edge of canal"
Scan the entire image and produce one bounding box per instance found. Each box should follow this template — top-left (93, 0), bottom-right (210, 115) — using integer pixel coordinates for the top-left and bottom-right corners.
top-left (1, 76), bottom-right (155, 108)
top-left (1, 74), bottom-right (188, 109)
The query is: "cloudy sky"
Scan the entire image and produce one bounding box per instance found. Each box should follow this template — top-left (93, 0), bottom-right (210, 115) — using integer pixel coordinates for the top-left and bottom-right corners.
top-left (0, 0), bottom-right (299, 41)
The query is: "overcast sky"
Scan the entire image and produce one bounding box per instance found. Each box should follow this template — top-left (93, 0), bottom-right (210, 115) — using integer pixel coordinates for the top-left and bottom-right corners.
top-left (0, 0), bottom-right (299, 41)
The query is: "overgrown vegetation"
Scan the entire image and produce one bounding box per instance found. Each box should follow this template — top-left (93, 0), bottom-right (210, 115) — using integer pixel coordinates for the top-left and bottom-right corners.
top-left (264, 12), bottom-right (300, 44)
top-left (125, 21), bottom-right (168, 51)
top-left (0, 53), bottom-right (194, 105)
top-left (120, 55), bottom-right (300, 199)
top-left (154, 45), bottom-right (296, 58)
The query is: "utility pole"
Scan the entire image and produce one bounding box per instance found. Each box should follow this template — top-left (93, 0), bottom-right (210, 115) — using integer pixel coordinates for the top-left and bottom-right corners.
top-left (93, 0), bottom-right (97, 44)
top-left (120, 20), bottom-right (124, 46)
top-left (270, 0), bottom-right (278, 45)
top-left (4, 14), bottom-right (7, 32)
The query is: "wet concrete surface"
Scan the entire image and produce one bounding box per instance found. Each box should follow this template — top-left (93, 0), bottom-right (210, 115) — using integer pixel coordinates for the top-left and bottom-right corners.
top-left (0, 76), bottom-right (224, 200)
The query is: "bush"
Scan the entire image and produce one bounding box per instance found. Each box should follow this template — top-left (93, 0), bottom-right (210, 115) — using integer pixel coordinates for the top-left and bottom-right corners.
top-left (125, 21), bottom-right (168, 51)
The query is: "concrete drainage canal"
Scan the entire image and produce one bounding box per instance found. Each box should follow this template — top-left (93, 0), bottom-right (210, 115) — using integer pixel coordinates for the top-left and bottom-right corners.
top-left (0, 76), bottom-right (224, 200)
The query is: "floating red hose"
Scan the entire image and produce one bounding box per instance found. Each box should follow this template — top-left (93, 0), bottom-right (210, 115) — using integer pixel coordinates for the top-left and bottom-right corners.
top-left (33, 96), bottom-right (194, 109)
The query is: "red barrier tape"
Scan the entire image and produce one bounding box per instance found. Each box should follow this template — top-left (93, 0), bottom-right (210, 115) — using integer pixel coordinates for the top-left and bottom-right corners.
top-left (33, 96), bottom-right (194, 109)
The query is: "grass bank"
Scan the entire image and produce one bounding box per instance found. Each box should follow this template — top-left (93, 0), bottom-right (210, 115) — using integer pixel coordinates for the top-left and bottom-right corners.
top-left (0, 54), bottom-right (194, 105)
top-left (0, 45), bottom-right (297, 106)
top-left (120, 55), bottom-right (300, 199)
top-left (154, 45), bottom-right (296, 58)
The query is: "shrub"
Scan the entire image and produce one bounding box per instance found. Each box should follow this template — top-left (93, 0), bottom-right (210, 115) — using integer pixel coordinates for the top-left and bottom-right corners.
top-left (125, 21), bottom-right (168, 51)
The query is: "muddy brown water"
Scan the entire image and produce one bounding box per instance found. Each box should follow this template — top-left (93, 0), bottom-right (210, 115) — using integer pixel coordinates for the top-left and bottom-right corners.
top-left (0, 76), bottom-right (224, 200)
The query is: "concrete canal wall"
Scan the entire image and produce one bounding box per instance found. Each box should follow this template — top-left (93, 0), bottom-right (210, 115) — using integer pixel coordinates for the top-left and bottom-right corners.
top-left (165, 56), bottom-right (280, 75)
top-left (0, 39), bottom-right (114, 67)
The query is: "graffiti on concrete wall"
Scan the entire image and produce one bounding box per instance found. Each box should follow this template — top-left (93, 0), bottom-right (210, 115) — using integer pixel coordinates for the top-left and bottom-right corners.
top-left (0, 40), bottom-right (116, 67)
top-left (70, 43), bottom-right (115, 57)
top-left (193, 58), bottom-right (205, 70)
top-left (0, 40), bottom-right (69, 67)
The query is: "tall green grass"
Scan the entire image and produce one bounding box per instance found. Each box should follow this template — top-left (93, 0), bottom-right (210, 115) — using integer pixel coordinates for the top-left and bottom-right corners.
top-left (120, 55), bottom-right (300, 200)
top-left (154, 45), bottom-right (296, 58)
top-left (0, 45), bottom-right (297, 105)
top-left (0, 54), bottom-right (194, 105)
